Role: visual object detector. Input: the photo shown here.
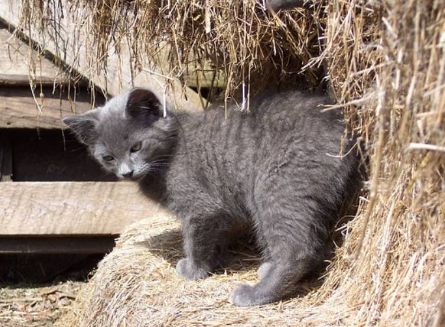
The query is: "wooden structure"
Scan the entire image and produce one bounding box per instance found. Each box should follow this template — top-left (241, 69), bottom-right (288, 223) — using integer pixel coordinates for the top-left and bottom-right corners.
top-left (0, 182), bottom-right (168, 236)
top-left (0, 2), bottom-right (205, 112)
top-left (0, 26), bottom-right (94, 129)
top-left (0, 182), bottom-right (170, 254)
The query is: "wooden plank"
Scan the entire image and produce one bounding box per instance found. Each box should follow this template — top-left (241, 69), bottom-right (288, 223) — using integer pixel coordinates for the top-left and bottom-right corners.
top-left (0, 181), bottom-right (173, 235)
top-left (0, 86), bottom-right (97, 128)
top-left (0, 236), bottom-right (115, 254)
top-left (0, 25), bottom-right (222, 89)
top-left (0, 73), bottom-right (68, 86)
top-left (0, 27), bottom-right (70, 86)
top-left (0, 3), bottom-right (204, 112)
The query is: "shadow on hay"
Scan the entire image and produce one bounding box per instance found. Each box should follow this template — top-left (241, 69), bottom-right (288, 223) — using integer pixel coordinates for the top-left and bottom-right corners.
top-left (134, 228), bottom-right (325, 298)
top-left (134, 228), bottom-right (261, 273)
top-left (128, 162), bottom-right (364, 299)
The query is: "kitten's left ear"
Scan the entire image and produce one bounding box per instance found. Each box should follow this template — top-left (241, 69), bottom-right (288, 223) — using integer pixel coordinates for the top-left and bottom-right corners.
top-left (62, 111), bottom-right (99, 145)
top-left (126, 88), bottom-right (163, 123)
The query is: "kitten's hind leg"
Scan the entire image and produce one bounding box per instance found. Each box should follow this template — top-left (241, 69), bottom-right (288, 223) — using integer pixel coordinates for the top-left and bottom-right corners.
top-left (176, 213), bottom-right (230, 281)
top-left (230, 249), bottom-right (314, 306)
top-left (257, 261), bottom-right (273, 280)
top-left (230, 204), bottom-right (326, 306)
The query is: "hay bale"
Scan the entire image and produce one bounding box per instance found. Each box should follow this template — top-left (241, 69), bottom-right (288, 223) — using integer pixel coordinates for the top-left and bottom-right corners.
top-left (10, 0), bottom-right (327, 101)
top-left (58, 215), bottom-right (332, 327)
top-left (13, 0), bottom-right (443, 326)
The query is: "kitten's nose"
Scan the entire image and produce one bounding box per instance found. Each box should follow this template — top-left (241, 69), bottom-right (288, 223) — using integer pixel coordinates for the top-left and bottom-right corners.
top-left (122, 170), bottom-right (134, 178)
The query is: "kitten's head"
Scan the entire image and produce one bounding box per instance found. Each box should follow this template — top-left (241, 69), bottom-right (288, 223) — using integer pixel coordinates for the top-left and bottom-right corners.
top-left (63, 88), bottom-right (176, 180)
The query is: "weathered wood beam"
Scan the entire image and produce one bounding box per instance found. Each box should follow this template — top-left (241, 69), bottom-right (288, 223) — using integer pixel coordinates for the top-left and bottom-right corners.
top-left (0, 181), bottom-right (173, 235)
top-left (0, 73), bottom-right (67, 86)
top-left (0, 2), bottom-right (204, 112)
top-left (0, 27), bottom-right (71, 86)
top-left (0, 87), bottom-right (96, 129)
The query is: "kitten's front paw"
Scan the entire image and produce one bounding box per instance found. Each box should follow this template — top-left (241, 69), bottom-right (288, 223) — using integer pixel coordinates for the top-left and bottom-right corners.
top-left (176, 258), bottom-right (209, 281)
top-left (229, 284), bottom-right (270, 307)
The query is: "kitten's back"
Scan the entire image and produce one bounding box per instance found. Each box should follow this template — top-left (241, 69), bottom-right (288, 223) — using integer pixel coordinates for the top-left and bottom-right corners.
top-left (172, 91), bottom-right (354, 219)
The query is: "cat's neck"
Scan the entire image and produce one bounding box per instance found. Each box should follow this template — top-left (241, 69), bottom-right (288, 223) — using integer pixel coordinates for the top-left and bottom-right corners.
top-left (138, 172), bottom-right (168, 204)
top-left (136, 109), bottom-right (207, 204)
top-left (137, 111), bottom-right (186, 204)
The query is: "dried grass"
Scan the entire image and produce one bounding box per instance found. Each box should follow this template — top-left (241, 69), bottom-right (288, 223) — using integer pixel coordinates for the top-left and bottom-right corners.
top-left (11, 0), bottom-right (445, 326)
top-left (78, 0), bottom-right (325, 94)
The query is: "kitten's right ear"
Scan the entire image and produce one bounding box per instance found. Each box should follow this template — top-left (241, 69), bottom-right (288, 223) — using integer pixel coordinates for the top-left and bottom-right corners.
top-left (62, 111), bottom-right (99, 145)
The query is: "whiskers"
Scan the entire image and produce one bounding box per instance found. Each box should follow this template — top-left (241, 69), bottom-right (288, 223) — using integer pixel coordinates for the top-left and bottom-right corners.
top-left (135, 156), bottom-right (172, 178)
top-left (148, 159), bottom-right (171, 172)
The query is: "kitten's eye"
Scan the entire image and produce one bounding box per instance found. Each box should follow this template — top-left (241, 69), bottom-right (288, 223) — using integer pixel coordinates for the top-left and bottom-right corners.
top-left (130, 141), bottom-right (142, 153)
top-left (102, 155), bottom-right (114, 162)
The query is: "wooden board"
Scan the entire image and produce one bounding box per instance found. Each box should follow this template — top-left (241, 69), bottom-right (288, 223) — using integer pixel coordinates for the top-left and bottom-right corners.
top-left (0, 25), bottom-right (222, 89)
top-left (0, 86), bottom-right (98, 129)
top-left (0, 3), bottom-right (204, 112)
top-left (0, 27), bottom-right (70, 86)
top-left (0, 181), bottom-right (173, 235)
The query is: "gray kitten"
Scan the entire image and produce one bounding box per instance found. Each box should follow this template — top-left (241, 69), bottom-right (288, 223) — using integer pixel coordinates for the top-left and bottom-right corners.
top-left (63, 88), bottom-right (360, 306)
